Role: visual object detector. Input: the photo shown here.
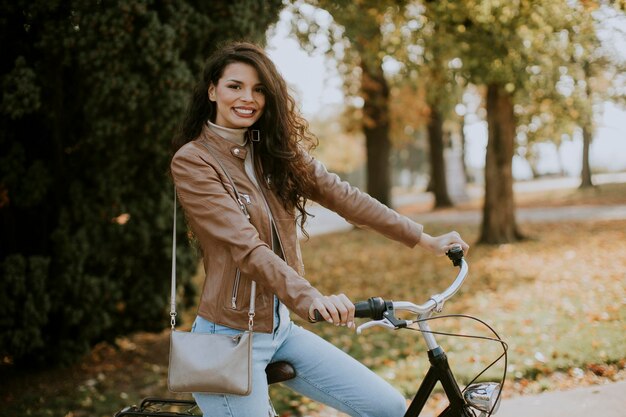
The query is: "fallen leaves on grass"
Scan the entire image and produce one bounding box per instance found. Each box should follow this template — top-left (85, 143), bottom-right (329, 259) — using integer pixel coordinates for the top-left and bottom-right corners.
top-left (2, 218), bottom-right (625, 417)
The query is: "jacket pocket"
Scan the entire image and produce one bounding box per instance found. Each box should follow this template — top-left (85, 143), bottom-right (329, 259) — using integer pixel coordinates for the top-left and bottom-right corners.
top-left (230, 268), bottom-right (241, 309)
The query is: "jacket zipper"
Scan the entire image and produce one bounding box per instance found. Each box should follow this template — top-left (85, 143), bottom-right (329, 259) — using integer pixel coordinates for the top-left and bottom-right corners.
top-left (229, 145), bottom-right (285, 319)
top-left (231, 268), bottom-right (241, 309)
top-left (250, 145), bottom-right (285, 257)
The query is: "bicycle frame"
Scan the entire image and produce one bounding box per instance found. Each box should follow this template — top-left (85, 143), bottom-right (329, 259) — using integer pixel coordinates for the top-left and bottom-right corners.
top-left (405, 346), bottom-right (473, 417)
top-left (355, 255), bottom-right (502, 417)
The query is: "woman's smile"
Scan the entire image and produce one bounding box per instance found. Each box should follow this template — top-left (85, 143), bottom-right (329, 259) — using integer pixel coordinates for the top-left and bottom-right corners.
top-left (233, 106), bottom-right (256, 117)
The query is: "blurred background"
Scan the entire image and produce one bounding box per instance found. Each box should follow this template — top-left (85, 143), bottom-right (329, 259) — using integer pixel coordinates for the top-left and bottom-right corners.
top-left (1, 1), bottom-right (625, 416)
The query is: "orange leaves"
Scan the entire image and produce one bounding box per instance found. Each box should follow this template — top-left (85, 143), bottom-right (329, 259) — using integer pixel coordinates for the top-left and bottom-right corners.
top-left (299, 216), bottom-right (626, 401)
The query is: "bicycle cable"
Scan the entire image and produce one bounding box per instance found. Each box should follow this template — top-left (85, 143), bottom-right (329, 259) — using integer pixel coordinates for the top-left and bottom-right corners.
top-left (403, 314), bottom-right (508, 417)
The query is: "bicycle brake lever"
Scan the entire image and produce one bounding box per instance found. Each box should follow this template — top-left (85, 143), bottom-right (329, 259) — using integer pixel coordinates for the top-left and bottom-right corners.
top-left (356, 318), bottom-right (396, 335)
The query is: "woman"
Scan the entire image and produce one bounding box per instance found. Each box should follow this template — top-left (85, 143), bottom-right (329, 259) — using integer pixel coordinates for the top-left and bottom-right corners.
top-left (171, 42), bottom-right (469, 417)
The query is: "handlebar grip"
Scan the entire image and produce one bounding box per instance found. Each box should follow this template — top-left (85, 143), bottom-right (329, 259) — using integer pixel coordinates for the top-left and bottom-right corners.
top-left (313, 310), bottom-right (323, 322)
top-left (312, 297), bottom-right (387, 322)
top-left (446, 245), bottom-right (464, 267)
top-left (354, 301), bottom-right (372, 318)
top-left (355, 297), bottom-right (387, 320)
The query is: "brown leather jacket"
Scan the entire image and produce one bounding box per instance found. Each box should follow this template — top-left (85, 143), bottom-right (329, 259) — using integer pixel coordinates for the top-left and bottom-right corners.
top-left (171, 125), bottom-right (423, 333)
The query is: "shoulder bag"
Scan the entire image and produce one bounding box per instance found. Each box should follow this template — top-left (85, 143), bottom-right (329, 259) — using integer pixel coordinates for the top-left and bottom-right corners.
top-left (168, 141), bottom-right (255, 395)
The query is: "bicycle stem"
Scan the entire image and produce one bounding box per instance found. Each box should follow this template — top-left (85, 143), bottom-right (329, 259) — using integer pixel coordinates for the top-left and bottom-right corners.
top-left (417, 311), bottom-right (439, 351)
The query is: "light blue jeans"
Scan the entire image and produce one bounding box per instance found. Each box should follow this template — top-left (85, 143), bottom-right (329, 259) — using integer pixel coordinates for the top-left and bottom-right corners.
top-left (191, 299), bottom-right (406, 417)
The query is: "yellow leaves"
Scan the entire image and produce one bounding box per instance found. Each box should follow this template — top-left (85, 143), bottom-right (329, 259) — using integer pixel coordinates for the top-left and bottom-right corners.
top-left (586, 311), bottom-right (612, 323)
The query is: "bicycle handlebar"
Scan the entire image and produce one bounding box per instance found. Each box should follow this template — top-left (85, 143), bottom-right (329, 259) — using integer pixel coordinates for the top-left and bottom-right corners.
top-left (313, 246), bottom-right (467, 323)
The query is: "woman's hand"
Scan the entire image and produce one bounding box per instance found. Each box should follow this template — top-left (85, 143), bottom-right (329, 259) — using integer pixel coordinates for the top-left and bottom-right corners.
top-left (308, 294), bottom-right (355, 329)
top-left (418, 231), bottom-right (469, 256)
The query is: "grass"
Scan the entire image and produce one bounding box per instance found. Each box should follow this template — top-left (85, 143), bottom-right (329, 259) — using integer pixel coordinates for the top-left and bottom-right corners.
top-left (2, 182), bottom-right (625, 417)
top-left (272, 219), bottom-right (626, 414)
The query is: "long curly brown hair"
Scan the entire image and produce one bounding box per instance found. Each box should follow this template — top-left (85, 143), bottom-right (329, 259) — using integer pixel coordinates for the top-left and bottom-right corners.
top-left (172, 42), bottom-right (318, 233)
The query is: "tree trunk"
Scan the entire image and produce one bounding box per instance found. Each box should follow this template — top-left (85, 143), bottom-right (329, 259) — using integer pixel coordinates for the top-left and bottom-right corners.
top-left (361, 62), bottom-right (391, 206)
top-left (580, 124), bottom-right (593, 188)
top-left (427, 108), bottom-right (453, 208)
top-left (479, 84), bottom-right (524, 244)
top-left (460, 115), bottom-right (470, 183)
top-left (580, 61), bottom-right (594, 188)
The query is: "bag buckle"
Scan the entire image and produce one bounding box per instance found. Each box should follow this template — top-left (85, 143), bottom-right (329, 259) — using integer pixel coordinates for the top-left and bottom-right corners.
top-left (248, 312), bottom-right (255, 331)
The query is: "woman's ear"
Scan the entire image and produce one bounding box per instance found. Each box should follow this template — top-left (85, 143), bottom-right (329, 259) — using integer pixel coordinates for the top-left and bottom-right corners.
top-left (208, 84), bottom-right (216, 102)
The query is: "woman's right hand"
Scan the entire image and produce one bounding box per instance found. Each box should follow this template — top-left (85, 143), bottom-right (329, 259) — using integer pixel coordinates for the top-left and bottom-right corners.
top-left (309, 294), bottom-right (355, 329)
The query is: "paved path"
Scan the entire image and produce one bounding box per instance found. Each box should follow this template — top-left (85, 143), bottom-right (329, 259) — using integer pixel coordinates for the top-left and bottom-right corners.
top-left (302, 173), bottom-right (626, 237)
top-left (302, 199), bottom-right (626, 237)
top-left (497, 381), bottom-right (626, 417)
top-left (413, 204), bottom-right (626, 226)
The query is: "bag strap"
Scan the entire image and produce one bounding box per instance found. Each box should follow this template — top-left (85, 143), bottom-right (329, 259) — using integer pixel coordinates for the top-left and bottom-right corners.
top-left (170, 140), bottom-right (257, 332)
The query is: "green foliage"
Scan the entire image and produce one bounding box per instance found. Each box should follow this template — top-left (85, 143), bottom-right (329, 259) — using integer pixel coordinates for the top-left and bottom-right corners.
top-left (419, 0), bottom-right (625, 147)
top-left (0, 0), bottom-right (282, 366)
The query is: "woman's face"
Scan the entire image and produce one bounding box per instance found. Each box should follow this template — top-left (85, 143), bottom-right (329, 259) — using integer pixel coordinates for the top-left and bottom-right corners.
top-left (208, 62), bottom-right (266, 129)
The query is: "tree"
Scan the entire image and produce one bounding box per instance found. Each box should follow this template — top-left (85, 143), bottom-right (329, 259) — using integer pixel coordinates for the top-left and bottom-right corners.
top-left (571, 4), bottom-right (626, 188)
top-left (0, 0), bottom-right (282, 366)
top-left (510, 3), bottom-right (625, 188)
top-left (291, 0), bottom-right (409, 206)
top-left (400, 3), bottom-right (467, 208)
top-left (420, 0), bottom-right (595, 243)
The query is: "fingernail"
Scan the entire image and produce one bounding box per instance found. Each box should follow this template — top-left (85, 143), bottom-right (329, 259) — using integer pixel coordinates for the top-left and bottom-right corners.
top-left (327, 318), bottom-right (333, 323)
top-left (348, 321), bottom-right (354, 328)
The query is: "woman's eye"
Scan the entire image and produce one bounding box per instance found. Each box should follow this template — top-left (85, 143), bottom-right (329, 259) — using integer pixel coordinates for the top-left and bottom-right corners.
top-left (255, 87), bottom-right (265, 94)
top-left (227, 85), bottom-right (241, 90)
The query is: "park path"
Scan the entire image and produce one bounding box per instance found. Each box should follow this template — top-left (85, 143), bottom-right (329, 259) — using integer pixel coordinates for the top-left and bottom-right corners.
top-left (497, 380), bottom-right (626, 417)
top-left (302, 173), bottom-right (626, 238)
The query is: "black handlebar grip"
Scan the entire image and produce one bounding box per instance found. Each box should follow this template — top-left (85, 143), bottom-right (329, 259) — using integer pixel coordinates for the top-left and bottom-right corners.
top-left (313, 310), bottom-right (323, 322)
top-left (446, 245), bottom-right (464, 267)
top-left (354, 301), bottom-right (372, 318)
top-left (313, 297), bottom-right (387, 322)
top-left (355, 297), bottom-right (386, 320)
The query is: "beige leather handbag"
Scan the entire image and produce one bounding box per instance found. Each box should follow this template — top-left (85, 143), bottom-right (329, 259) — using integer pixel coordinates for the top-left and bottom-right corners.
top-left (168, 142), bottom-right (256, 395)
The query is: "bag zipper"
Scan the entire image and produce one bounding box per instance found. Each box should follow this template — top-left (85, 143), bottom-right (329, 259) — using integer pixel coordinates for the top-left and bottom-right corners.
top-left (231, 268), bottom-right (241, 309)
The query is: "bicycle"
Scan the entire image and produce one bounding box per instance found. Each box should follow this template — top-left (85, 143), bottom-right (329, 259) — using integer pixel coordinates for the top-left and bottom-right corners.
top-left (115, 247), bottom-right (507, 417)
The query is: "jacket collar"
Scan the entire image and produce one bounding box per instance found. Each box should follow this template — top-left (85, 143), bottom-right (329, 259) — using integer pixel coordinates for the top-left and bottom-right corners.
top-left (199, 123), bottom-right (248, 161)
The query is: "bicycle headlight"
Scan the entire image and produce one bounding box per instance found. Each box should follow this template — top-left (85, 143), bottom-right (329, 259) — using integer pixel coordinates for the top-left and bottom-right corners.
top-left (464, 382), bottom-right (501, 414)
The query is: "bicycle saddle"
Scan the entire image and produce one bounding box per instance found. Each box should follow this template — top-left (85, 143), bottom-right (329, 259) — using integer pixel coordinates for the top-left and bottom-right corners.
top-left (265, 361), bottom-right (296, 384)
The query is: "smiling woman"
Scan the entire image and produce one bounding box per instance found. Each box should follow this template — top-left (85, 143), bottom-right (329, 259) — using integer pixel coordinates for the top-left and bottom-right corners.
top-left (168, 41), bottom-right (469, 417)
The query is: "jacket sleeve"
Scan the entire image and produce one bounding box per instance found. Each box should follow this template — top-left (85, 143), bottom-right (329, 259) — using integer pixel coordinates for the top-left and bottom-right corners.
top-left (304, 153), bottom-right (423, 248)
top-left (171, 147), bottom-right (323, 321)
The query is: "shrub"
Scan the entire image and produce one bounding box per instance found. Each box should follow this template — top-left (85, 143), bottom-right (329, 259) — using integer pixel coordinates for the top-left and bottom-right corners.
top-left (0, 0), bottom-right (282, 366)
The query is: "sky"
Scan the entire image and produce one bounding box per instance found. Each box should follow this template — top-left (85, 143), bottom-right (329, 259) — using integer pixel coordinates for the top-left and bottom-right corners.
top-left (266, 9), bottom-right (626, 179)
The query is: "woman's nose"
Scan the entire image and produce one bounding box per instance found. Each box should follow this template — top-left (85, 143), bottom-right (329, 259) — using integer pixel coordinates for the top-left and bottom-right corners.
top-left (240, 89), bottom-right (254, 102)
